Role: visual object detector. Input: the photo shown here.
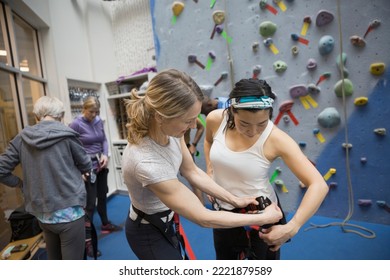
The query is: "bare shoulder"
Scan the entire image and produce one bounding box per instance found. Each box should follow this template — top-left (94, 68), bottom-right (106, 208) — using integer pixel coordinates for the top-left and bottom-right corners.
top-left (206, 109), bottom-right (225, 132)
top-left (265, 125), bottom-right (300, 160)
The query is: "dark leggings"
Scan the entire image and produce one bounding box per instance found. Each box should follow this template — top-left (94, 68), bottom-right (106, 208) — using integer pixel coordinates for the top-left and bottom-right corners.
top-left (125, 215), bottom-right (183, 260)
top-left (213, 198), bottom-right (287, 260)
top-left (213, 226), bottom-right (280, 260)
top-left (85, 168), bottom-right (109, 225)
top-left (39, 217), bottom-right (85, 260)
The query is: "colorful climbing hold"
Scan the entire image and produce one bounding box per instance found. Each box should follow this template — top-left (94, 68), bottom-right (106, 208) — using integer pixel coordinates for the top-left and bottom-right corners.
top-left (259, 21), bottom-right (277, 37)
top-left (274, 179), bottom-right (288, 193)
top-left (301, 16), bottom-right (311, 36)
top-left (334, 79), bottom-right (354, 97)
top-left (291, 45), bottom-right (299, 56)
top-left (263, 38), bottom-right (279, 54)
top-left (172, 1), bottom-right (185, 17)
top-left (291, 33), bottom-right (309, 45)
top-left (210, 10), bottom-right (225, 39)
top-left (363, 19), bottom-right (381, 38)
top-left (323, 168), bottom-right (336, 181)
top-left (259, 0), bottom-right (278, 15)
top-left (342, 143), bottom-right (353, 150)
top-left (306, 58), bottom-right (317, 70)
top-left (273, 60), bottom-right (287, 73)
top-left (370, 62), bottom-right (386, 75)
top-left (273, 100), bottom-right (299, 126)
top-left (316, 72), bottom-right (331, 86)
top-left (307, 83), bottom-right (320, 95)
top-left (252, 42), bottom-right (260, 52)
top-left (358, 199), bottom-right (372, 206)
top-left (354, 97), bottom-right (368, 106)
top-left (289, 85), bottom-right (307, 98)
top-left (350, 35), bottom-right (366, 48)
top-left (317, 107), bottom-right (341, 128)
top-left (252, 65), bottom-right (262, 79)
top-left (374, 128), bottom-right (386, 136)
top-left (318, 35), bottom-right (335, 55)
top-left (316, 10), bottom-right (334, 26)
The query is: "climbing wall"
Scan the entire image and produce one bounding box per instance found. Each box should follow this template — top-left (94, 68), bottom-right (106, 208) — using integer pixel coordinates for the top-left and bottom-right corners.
top-left (150, 0), bottom-right (390, 225)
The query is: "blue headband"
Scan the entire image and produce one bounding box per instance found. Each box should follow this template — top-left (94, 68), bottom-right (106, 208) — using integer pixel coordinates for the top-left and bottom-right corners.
top-left (229, 96), bottom-right (274, 109)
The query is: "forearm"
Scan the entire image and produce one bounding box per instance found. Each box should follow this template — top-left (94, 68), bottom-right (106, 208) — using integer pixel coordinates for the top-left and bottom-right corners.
top-left (0, 174), bottom-right (22, 188)
top-left (192, 127), bottom-right (204, 146)
top-left (289, 181), bottom-right (329, 231)
top-left (194, 208), bottom-right (277, 228)
top-left (186, 166), bottom-right (236, 206)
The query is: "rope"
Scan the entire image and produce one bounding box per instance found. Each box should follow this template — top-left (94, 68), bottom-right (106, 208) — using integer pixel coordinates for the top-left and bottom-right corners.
top-left (223, 0), bottom-right (235, 88)
top-left (305, 0), bottom-right (375, 239)
top-left (179, 223), bottom-right (197, 260)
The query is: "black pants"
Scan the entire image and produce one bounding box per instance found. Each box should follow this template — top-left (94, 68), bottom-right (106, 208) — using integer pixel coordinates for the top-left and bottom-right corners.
top-left (213, 226), bottom-right (280, 260)
top-left (85, 168), bottom-right (109, 239)
top-left (85, 168), bottom-right (109, 224)
top-left (213, 199), bottom-right (287, 260)
top-left (125, 214), bottom-right (182, 260)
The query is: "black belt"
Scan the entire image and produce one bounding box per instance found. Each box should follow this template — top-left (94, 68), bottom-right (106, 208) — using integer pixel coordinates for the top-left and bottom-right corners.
top-left (132, 205), bottom-right (188, 259)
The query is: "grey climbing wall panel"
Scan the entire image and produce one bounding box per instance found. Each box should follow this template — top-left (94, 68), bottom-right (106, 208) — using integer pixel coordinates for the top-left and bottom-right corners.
top-left (150, 0), bottom-right (390, 225)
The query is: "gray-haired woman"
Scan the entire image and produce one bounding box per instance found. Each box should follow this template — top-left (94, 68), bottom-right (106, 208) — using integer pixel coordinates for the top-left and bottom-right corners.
top-left (0, 96), bottom-right (91, 259)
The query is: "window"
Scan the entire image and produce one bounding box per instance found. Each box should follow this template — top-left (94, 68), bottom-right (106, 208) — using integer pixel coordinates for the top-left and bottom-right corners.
top-left (0, 2), bottom-right (47, 251)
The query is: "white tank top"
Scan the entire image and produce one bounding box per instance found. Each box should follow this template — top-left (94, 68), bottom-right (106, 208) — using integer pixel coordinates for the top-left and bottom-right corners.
top-left (209, 115), bottom-right (277, 210)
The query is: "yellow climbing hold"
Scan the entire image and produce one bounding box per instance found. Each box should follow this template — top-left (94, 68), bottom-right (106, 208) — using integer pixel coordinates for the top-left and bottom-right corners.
top-left (370, 62), bottom-right (385, 75)
top-left (172, 1), bottom-right (185, 17)
top-left (354, 97), bottom-right (368, 106)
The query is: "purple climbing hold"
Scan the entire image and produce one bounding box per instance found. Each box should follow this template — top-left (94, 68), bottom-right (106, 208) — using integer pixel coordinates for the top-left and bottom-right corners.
top-left (358, 199), bottom-right (372, 206)
top-left (316, 10), bottom-right (334, 27)
top-left (306, 58), bottom-right (317, 70)
top-left (289, 85), bottom-right (307, 98)
top-left (215, 25), bottom-right (223, 34)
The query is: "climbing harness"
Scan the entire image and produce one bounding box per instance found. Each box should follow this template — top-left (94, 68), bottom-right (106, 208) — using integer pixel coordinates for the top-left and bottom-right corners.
top-left (132, 205), bottom-right (190, 259)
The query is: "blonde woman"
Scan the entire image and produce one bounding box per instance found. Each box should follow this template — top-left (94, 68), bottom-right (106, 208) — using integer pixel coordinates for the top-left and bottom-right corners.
top-left (69, 96), bottom-right (121, 258)
top-left (121, 69), bottom-right (282, 260)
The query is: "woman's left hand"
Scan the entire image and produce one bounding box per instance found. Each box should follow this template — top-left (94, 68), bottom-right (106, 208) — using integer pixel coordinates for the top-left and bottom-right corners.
top-left (100, 155), bottom-right (108, 169)
top-left (258, 221), bottom-right (299, 251)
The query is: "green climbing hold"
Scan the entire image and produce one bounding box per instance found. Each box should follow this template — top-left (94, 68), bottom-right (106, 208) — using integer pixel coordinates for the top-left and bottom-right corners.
top-left (334, 79), bottom-right (354, 97)
top-left (259, 21), bottom-right (277, 37)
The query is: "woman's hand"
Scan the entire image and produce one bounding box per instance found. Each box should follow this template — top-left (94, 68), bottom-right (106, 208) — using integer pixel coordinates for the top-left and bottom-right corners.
top-left (188, 144), bottom-right (197, 156)
top-left (259, 220), bottom-right (299, 251)
top-left (99, 155), bottom-right (108, 169)
top-left (260, 203), bottom-right (282, 224)
top-left (231, 196), bottom-right (259, 209)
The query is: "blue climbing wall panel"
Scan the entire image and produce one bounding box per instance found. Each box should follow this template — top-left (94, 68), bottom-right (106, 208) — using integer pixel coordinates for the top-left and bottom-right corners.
top-left (150, 0), bottom-right (390, 225)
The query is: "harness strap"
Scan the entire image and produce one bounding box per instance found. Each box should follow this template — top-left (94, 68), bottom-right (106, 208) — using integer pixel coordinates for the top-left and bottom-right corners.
top-left (132, 205), bottom-right (189, 260)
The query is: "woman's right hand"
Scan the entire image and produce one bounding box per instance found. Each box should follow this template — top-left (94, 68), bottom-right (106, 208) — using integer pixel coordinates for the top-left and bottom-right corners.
top-left (260, 203), bottom-right (282, 225)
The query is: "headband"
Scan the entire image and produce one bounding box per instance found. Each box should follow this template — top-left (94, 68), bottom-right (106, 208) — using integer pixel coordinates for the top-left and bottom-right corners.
top-left (229, 96), bottom-right (274, 109)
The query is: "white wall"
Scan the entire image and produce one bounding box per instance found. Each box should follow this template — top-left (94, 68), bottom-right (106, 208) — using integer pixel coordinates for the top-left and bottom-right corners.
top-left (16, 0), bottom-right (119, 194)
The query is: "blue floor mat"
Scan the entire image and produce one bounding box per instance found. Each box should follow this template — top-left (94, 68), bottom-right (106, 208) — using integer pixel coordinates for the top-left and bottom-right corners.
top-left (94, 194), bottom-right (390, 260)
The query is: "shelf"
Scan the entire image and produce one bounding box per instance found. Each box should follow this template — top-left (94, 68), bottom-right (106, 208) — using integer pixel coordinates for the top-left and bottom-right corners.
top-left (105, 73), bottom-right (152, 140)
top-left (104, 71), bottom-right (156, 192)
top-left (107, 90), bottom-right (145, 100)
